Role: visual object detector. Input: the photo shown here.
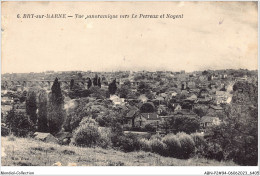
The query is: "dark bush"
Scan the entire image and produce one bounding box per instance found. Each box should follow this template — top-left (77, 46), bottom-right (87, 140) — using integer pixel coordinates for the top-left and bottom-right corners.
top-left (191, 133), bottom-right (207, 157)
top-left (97, 127), bottom-right (112, 149)
top-left (119, 136), bottom-right (135, 152)
top-left (150, 134), bottom-right (162, 141)
top-left (171, 116), bottom-right (200, 134)
top-left (73, 120), bottom-right (100, 147)
top-left (150, 139), bottom-right (167, 156)
top-left (162, 134), bottom-right (181, 158)
top-left (68, 89), bottom-right (91, 99)
top-left (204, 142), bottom-right (224, 162)
top-left (177, 132), bottom-right (195, 159)
top-left (138, 138), bottom-right (151, 152)
top-left (126, 133), bottom-right (141, 150)
top-left (5, 110), bottom-right (34, 137)
top-left (111, 124), bottom-right (124, 149)
top-left (131, 126), bottom-right (145, 132)
top-left (113, 133), bottom-right (140, 152)
top-left (144, 123), bottom-right (156, 132)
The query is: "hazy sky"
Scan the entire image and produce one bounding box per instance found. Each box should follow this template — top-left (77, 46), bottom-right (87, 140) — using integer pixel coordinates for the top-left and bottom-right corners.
top-left (1, 1), bottom-right (258, 73)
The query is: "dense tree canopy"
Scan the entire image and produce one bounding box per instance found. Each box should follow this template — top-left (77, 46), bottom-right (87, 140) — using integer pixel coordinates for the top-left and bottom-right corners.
top-left (137, 81), bottom-right (150, 94)
top-left (169, 116), bottom-right (200, 134)
top-left (6, 109), bottom-right (34, 137)
top-left (140, 102), bottom-right (155, 113)
top-left (207, 82), bottom-right (258, 165)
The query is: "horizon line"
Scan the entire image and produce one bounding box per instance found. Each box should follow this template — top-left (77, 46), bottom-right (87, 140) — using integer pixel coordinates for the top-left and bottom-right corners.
top-left (1, 68), bottom-right (258, 75)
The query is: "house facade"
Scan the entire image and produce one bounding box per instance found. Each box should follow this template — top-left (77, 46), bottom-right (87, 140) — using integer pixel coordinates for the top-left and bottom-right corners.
top-left (134, 113), bottom-right (161, 128)
top-left (200, 116), bottom-right (221, 129)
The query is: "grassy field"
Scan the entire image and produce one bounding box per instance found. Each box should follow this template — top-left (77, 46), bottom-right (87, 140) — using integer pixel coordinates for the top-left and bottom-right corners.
top-left (1, 136), bottom-right (236, 166)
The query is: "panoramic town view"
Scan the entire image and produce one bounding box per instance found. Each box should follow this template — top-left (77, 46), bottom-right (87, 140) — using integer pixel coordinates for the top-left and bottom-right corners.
top-left (1, 69), bottom-right (258, 166)
top-left (1, 1), bottom-right (258, 168)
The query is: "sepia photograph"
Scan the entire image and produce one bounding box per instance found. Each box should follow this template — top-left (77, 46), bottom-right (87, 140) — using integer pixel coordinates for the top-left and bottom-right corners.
top-left (0, 1), bottom-right (258, 175)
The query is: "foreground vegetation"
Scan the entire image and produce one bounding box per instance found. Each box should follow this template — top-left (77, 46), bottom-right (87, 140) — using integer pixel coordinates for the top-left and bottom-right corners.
top-left (1, 136), bottom-right (236, 166)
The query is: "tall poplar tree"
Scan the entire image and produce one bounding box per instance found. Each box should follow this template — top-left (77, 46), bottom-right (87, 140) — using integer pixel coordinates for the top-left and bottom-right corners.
top-left (87, 78), bottom-right (92, 89)
top-left (26, 90), bottom-right (37, 125)
top-left (97, 77), bottom-right (101, 88)
top-left (70, 79), bottom-right (75, 90)
top-left (38, 89), bottom-right (48, 132)
top-left (108, 79), bottom-right (117, 95)
top-left (47, 78), bottom-right (65, 134)
top-left (93, 73), bottom-right (99, 86)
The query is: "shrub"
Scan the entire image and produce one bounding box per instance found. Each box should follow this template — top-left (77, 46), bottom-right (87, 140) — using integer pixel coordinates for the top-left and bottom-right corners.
top-left (162, 134), bottom-right (181, 157)
top-left (190, 133), bottom-right (207, 157)
top-left (123, 124), bottom-right (132, 131)
top-left (68, 89), bottom-right (91, 99)
top-left (150, 134), bottom-right (162, 141)
top-left (131, 126), bottom-right (145, 132)
top-left (79, 117), bottom-right (98, 126)
top-left (119, 135), bottom-right (135, 152)
top-left (5, 110), bottom-right (34, 137)
top-left (1, 126), bottom-right (9, 137)
top-left (126, 133), bottom-right (141, 151)
top-left (150, 139), bottom-right (167, 156)
top-left (191, 133), bottom-right (205, 146)
top-left (111, 131), bottom-right (140, 152)
top-left (47, 105), bottom-right (66, 135)
top-left (110, 122), bottom-right (124, 148)
top-left (138, 138), bottom-right (151, 152)
top-left (73, 120), bottom-right (100, 147)
top-left (114, 133), bottom-right (141, 152)
top-left (204, 142), bottom-right (224, 161)
top-left (89, 87), bottom-right (107, 99)
top-left (98, 127), bottom-right (112, 149)
top-left (177, 132), bottom-right (195, 159)
top-left (172, 116), bottom-right (200, 134)
top-left (144, 123), bottom-right (156, 132)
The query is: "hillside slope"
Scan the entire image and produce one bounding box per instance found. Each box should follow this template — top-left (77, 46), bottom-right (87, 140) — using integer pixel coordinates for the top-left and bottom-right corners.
top-left (1, 136), bottom-right (236, 166)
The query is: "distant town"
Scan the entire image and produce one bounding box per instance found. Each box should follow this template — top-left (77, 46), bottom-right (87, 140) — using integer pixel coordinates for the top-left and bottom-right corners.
top-left (2, 69), bottom-right (257, 133)
top-left (1, 68), bottom-right (258, 166)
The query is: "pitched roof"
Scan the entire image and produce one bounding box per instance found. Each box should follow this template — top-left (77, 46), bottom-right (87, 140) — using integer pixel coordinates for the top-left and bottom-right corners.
top-left (210, 105), bottom-right (223, 110)
top-left (140, 113), bottom-right (161, 120)
top-left (195, 97), bottom-right (212, 103)
top-left (155, 96), bottom-right (164, 101)
top-left (200, 116), bottom-right (219, 123)
top-left (216, 91), bottom-right (232, 97)
top-left (174, 109), bottom-right (196, 116)
top-left (160, 93), bottom-right (167, 98)
top-left (186, 94), bottom-right (197, 101)
top-left (126, 109), bottom-right (137, 118)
